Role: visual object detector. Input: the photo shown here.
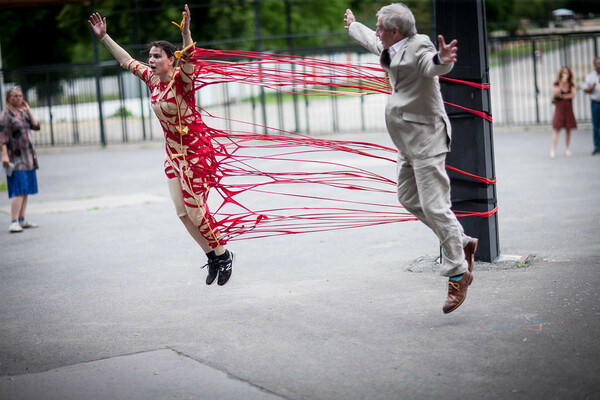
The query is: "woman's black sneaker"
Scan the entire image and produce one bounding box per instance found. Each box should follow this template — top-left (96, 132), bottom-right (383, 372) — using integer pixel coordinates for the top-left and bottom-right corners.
top-left (217, 250), bottom-right (234, 286)
top-left (204, 259), bottom-right (219, 285)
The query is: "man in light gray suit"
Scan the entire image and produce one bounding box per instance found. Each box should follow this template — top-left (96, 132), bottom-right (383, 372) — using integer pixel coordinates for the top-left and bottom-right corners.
top-left (344, 3), bottom-right (478, 314)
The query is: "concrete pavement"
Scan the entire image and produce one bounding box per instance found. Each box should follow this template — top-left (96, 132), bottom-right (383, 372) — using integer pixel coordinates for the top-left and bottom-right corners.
top-left (0, 126), bottom-right (598, 400)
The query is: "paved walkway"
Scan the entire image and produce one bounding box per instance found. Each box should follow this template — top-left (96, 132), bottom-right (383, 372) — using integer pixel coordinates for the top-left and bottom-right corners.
top-left (0, 127), bottom-right (598, 400)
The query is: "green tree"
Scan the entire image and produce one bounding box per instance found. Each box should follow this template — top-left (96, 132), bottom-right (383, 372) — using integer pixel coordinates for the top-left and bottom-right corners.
top-left (0, 5), bottom-right (72, 68)
top-left (203, 0), bottom-right (256, 50)
top-left (0, 0), bottom-right (430, 68)
top-left (2, 0), bottom-right (598, 70)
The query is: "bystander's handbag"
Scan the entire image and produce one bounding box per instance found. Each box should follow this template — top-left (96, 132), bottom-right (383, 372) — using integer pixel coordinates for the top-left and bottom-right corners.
top-left (3, 162), bottom-right (14, 177)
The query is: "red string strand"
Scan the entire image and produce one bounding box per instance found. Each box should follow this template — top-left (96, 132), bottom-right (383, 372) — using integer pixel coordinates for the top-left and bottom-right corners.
top-left (177, 48), bottom-right (498, 241)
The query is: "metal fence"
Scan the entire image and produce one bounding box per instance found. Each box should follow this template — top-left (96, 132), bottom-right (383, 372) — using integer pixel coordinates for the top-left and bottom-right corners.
top-left (1, 31), bottom-right (599, 147)
top-left (0, 51), bottom-right (391, 147)
top-left (489, 31), bottom-right (600, 127)
top-left (0, 62), bottom-right (162, 147)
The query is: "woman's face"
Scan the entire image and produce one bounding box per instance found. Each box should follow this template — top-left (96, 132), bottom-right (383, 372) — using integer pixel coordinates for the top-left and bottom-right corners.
top-left (8, 90), bottom-right (24, 108)
top-left (561, 68), bottom-right (570, 79)
top-left (149, 46), bottom-right (174, 79)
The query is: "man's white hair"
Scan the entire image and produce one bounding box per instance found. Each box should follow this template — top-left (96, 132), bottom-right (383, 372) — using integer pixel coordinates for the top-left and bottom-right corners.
top-left (377, 3), bottom-right (417, 37)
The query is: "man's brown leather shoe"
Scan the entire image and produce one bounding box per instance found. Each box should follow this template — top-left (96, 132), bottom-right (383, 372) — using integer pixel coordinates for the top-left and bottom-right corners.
top-left (464, 238), bottom-right (478, 272)
top-left (443, 270), bottom-right (473, 314)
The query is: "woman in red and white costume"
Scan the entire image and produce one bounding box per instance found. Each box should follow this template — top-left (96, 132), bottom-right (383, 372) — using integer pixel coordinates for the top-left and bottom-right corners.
top-left (89, 4), bottom-right (233, 286)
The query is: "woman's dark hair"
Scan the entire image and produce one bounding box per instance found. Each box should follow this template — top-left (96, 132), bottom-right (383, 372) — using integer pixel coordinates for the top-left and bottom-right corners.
top-left (148, 41), bottom-right (177, 59)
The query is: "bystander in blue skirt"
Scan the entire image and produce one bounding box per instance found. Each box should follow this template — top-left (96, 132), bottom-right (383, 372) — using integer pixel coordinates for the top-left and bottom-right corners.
top-left (7, 170), bottom-right (38, 198)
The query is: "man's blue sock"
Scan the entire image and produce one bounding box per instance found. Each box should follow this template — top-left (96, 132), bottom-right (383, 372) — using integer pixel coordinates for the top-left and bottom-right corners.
top-left (449, 273), bottom-right (464, 281)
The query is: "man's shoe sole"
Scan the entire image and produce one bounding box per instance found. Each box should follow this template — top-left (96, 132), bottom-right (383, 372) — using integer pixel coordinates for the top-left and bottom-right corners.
top-left (464, 238), bottom-right (478, 273)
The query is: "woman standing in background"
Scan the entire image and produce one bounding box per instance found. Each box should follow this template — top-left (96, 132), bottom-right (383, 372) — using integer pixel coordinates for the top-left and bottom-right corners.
top-left (1, 86), bottom-right (40, 233)
top-left (551, 66), bottom-right (577, 158)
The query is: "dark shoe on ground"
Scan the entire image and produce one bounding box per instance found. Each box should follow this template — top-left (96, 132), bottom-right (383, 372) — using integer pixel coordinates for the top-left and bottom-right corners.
top-left (443, 270), bottom-right (473, 314)
top-left (217, 250), bottom-right (234, 286)
top-left (464, 238), bottom-right (478, 273)
top-left (204, 259), bottom-right (219, 285)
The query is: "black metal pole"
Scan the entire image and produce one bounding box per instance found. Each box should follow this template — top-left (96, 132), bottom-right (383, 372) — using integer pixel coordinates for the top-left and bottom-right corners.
top-left (532, 40), bottom-right (540, 124)
top-left (429, 0), bottom-right (436, 43)
top-left (68, 69), bottom-right (80, 145)
top-left (285, 0), bottom-right (300, 133)
top-left (254, 0), bottom-right (268, 135)
top-left (45, 71), bottom-right (54, 146)
top-left (132, 0), bottom-right (147, 141)
top-left (436, 0), bottom-right (499, 262)
top-left (90, 0), bottom-right (107, 147)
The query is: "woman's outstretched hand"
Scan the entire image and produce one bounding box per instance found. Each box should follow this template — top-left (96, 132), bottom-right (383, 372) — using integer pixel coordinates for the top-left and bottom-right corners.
top-left (182, 4), bottom-right (191, 36)
top-left (88, 12), bottom-right (107, 39)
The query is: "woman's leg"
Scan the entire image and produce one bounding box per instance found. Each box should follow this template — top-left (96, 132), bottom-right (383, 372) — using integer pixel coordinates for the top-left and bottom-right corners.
top-left (180, 206), bottom-right (225, 256)
top-left (550, 128), bottom-right (560, 158)
top-left (168, 177), bottom-right (232, 285)
top-left (11, 195), bottom-right (25, 222)
top-left (18, 195), bottom-right (28, 220)
top-left (179, 213), bottom-right (214, 253)
top-left (565, 128), bottom-right (572, 156)
top-left (168, 177), bottom-right (215, 252)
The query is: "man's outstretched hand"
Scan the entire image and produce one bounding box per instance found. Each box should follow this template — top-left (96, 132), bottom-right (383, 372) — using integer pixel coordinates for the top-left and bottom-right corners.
top-left (344, 9), bottom-right (356, 30)
top-left (438, 35), bottom-right (458, 64)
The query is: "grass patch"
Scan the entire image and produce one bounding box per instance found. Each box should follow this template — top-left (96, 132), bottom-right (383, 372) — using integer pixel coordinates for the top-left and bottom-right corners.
top-left (516, 261), bottom-right (529, 268)
top-left (109, 106), bottom-right (134, 118)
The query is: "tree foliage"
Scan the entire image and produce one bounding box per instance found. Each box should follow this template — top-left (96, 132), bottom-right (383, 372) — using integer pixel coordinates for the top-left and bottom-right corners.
top-left (0, 5), bottom-right (72, 68)
top-left (0, 0), bottom-right (598, 69)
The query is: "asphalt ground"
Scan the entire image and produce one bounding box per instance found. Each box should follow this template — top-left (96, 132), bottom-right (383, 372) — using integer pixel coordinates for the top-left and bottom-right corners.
top-left (0, 126), bottom-right (598, 400)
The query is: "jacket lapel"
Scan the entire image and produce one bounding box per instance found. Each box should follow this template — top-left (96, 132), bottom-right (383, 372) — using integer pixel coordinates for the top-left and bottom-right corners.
top-left (390, 40), bottom-right (409, 68)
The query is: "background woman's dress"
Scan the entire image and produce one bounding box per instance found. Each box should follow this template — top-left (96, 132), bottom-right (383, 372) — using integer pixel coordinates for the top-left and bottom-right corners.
top-left (553, 83), bottom-right (577, 130)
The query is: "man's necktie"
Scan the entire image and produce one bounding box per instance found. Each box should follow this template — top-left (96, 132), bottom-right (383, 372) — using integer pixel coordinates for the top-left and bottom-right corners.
top-left (381, 49), bottom-right (391, 68)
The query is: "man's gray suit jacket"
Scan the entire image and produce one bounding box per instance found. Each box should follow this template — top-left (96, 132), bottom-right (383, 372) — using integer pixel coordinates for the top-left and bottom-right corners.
top-left (348, 22), bottom-right (455, 160)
